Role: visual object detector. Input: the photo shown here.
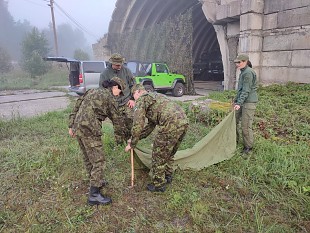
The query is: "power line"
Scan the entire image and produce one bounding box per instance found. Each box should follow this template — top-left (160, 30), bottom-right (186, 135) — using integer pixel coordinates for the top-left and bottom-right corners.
top-left (53, 1), bottom-right (99, 40)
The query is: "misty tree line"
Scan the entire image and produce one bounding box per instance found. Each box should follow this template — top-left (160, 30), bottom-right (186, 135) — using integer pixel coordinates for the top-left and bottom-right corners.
top-left (0, 0), bottom-right (91, 76)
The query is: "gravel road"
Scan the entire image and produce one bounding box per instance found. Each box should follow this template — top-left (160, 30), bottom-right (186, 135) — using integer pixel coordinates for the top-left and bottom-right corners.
top-left (0, 88), bottom-right (207, 120)
top-left (0, 89), bottom-right (70, 120)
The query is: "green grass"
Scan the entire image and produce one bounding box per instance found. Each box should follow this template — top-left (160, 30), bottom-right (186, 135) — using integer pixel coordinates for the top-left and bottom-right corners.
top-left (0, 82), bottom-right (309, 232)
top-left (0, 66), bottom-right (68, 91)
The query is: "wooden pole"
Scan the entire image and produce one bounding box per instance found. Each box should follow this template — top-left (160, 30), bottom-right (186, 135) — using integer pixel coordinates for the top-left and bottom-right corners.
top-left (49, 0), bottom-right (59, 56)
top-left (130, 149), bottom-right (134, 187)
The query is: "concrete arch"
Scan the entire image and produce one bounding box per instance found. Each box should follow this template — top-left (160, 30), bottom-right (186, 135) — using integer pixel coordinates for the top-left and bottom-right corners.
top-left (106, 0), bottom-right (227, 86)
top-left (95, 0), bottom-right (310, 87)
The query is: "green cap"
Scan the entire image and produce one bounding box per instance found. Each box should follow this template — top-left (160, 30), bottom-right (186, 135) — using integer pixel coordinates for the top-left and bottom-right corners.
top-left (131, 84), bottom-right (145, 95)
top-left (234, 54), bottom-right (249, 62)
top-left (109, 53), bottom-right (124, 65)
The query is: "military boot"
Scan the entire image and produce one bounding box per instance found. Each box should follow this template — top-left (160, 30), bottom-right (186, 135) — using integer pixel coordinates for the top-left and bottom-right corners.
top-left (147, 183), bottom-right (166, 192)
top-left (165, 175), bottom-right (173, 184)
top-left (88, 186), bottom-right (112, 206)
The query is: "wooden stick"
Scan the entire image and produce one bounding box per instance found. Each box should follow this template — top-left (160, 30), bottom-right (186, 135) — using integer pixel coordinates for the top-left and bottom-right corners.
top-left (130, 149), bottom-right (134, 187)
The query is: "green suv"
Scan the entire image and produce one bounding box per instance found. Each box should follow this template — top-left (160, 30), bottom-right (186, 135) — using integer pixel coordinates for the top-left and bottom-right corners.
top-left (127, 61), bottom-right (186, 97)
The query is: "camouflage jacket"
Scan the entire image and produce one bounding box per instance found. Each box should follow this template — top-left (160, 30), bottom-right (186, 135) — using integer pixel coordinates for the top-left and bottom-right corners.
top-left (99, 64), bottom-right (136, 106)
top-left (130, 92), bottom-right (189, 148)
top-left (68, 88), bottom-right (120, 137)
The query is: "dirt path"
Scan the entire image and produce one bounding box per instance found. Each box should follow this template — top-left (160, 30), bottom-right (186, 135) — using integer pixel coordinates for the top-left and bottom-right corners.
top-left (0, 90), bottom-right (70, 120)
top-left (0, 88), bottom-right (209, 120)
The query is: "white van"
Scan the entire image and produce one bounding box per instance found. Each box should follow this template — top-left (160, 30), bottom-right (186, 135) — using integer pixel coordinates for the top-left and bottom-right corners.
top-left (44, 57), bottom-right (108, 95)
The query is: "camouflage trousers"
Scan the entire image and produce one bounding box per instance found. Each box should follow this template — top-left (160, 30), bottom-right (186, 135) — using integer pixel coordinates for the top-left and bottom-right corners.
top-left (235, 103), bottom-right (256, 148)
top-left (76, 136), bottom-right (105, 188)
top-left (151, 124), bottom-right (188, 187)
top-left (114, 104), bottom-right (133, 144)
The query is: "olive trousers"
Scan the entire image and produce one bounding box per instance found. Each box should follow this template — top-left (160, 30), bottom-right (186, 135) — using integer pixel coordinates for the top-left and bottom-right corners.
top-left (235, 103), bottom-right (256, 149)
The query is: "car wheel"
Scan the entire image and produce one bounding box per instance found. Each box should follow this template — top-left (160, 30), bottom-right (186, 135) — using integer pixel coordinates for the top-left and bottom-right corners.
top-left (143, 84), bottom-right (154, 92)
top-left (172, 83), bottom-right (185, 97)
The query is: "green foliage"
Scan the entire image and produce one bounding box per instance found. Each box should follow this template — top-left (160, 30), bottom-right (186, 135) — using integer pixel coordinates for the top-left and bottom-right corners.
top-left (74, 48), bottom-right (90, 61)
top-left (0, 0), bottom-right (32, 60)
top-left (21, 27), bottom-right (50, 78)
top-left (0, 46), bottom-right (13, 73)
top-left (0, 83), bottom-right (309, 232)
top-left (0, 67), bottom-right (68, 90)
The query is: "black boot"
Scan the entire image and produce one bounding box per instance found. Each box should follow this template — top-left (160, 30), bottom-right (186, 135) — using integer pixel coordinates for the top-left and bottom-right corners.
top-left (88, 186), bottom-right (112, 206)
top-left (165, 175), bottom-right (172, 184)
top-left (147, 183), bottom-right (166, 192)
top-left (243, 147), bottom-right (252, 154)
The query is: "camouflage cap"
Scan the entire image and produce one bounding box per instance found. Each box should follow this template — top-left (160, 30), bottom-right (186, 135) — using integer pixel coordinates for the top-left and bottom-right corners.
top-left (109, 53), bottom-right (125, 65)
top-left (131, 84), bottom-right (145, 95)
top-left (234, 54), bottom-right (249, 62)
top-left (111, 77), bottom-right (126, 92)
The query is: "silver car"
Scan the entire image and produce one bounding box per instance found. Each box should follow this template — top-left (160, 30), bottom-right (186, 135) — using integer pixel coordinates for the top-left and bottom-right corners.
top-left (44, 57), bottom-right (108, 95)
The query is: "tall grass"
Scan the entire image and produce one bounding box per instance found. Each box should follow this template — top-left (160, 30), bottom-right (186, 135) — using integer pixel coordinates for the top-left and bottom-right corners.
top-left (0, 65), bottom-right (68, 91)
top-left (0, 83), bottom-right (309, 232)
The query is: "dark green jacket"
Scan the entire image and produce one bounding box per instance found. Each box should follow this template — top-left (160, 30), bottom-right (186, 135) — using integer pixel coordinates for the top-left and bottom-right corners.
top-left (99, 64), bottom-right (136, 106)
top-left (130, 92), bottom-right (188, 148)
top-left (235, 66), bottom-right (258, 105)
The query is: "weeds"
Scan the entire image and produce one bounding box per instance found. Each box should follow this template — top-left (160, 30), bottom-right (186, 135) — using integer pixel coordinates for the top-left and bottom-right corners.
top-left (0, 83), bottom-right (309, 232)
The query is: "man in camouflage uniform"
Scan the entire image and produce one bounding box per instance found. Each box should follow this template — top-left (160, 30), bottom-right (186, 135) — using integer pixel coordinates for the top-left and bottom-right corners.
top-left (68, 77), bottom-right (126, 205)
top-left (125, 84), bottom-right (189, 192)
top-left (99, 53), bottom-right (136, 144)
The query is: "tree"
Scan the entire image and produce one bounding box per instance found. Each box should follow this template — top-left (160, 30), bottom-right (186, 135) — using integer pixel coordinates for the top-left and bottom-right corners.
top-left (0, 46), bottom-right (13, 73)
top-left (0, 0), bottom-right (32, 60)
top-left (21, 27), bottom-right (50, 78)
top-left (74, 49), bottom-right (90, 60)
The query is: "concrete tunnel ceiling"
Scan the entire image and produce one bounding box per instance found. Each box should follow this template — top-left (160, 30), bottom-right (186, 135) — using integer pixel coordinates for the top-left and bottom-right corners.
top-left (108, 0), bottom-right (223, 81)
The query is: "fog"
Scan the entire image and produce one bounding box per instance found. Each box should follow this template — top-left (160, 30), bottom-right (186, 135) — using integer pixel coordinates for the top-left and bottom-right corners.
top-left (8, 0), bottom-right (117, 44)
top-left (1, 0), bottom-right (117, 59)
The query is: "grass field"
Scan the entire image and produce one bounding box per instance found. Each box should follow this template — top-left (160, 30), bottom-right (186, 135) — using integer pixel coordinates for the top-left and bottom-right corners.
top-left (0, 70), bottom-right (309, 232)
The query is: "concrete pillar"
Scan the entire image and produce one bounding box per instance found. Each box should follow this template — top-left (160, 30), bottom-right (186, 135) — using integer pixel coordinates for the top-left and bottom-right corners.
top-left (201, 0), bottom-right (237, 90)
top-left (238, 0), bottom-right (265, 83)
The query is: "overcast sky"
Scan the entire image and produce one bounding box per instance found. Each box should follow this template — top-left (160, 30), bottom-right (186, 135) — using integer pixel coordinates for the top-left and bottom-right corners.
top-left (7, 0), bottom-right (117, 45)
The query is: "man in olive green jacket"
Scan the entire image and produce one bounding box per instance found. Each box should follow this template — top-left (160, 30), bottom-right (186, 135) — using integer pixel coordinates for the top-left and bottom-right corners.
top-left (233, 54), bottom-right (258, 155)
top-left (99, 53), bottom-right (136, 144)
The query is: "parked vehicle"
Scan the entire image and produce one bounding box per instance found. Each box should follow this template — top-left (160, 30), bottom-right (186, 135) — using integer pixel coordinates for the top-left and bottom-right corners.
top-left (127, 61), bottom-right (186, 97)
top-left (43, 57), bottom-right (108, 95)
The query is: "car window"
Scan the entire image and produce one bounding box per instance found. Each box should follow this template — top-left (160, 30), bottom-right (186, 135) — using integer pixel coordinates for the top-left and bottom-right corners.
top-left (127, 62), bottom-right (137, 75)
top-left (83, 62), bottom-right (105, 73)
top-left (155, 64), bottom-right (168, 73)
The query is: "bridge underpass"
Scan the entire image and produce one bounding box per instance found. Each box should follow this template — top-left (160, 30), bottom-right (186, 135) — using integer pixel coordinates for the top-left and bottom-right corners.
top-left (94, 0), bottom-right (224, 91)
top-left (93, 0), bottom-right (310, 89)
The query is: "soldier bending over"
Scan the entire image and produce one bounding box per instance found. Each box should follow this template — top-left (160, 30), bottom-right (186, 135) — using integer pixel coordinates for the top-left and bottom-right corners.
top-left (69, 77), bottom-right (126, 205)
top-left (125, 84), bottom-right (189, 192)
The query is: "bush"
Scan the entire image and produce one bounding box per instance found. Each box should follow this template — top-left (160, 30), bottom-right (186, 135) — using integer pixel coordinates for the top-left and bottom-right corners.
top-left (0, 47), bottom-right (13, 73)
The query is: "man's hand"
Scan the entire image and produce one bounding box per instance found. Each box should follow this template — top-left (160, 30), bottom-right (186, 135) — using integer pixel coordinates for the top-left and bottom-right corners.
top-left (69, 128), bottom-right (75, 138)
top-left (125, 143), bottom-right (132, 152)
top-left (127, 100), bottom-right (135, 108)
top-left (234, 104), bottom-right (241, 110)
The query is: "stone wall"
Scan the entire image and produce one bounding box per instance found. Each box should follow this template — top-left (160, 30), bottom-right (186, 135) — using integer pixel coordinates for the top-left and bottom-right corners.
top-left (261, 0), bottom-right (310, 84)
top-left (94, 0), bottom-right (310, 91)
top-left (201, 0), bottom-right (310, 87)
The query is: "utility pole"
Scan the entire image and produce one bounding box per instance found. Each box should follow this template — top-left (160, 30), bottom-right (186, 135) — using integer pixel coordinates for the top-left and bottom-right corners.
top-left (48, 0), bottom-right (59, 56)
